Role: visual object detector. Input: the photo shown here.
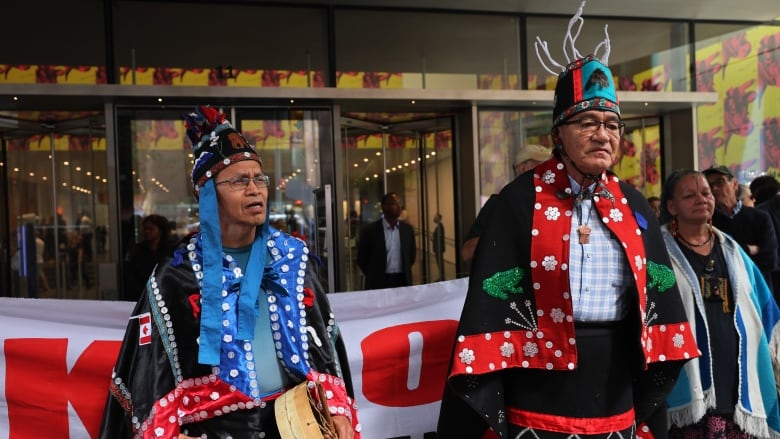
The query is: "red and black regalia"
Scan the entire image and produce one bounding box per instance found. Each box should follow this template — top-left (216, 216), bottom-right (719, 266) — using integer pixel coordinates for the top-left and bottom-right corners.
top-left (99, 227), bottom-right (360, 439)
top-left (437, 158), bottom-right (699, 439)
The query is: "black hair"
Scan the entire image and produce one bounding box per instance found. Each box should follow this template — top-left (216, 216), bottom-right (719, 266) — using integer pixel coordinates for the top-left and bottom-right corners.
top-left (142, 214), bottom-right (172, 239)
top-left (659, 169), bottom-right (702, 225)
top-left (381, 192), bottom-right (400, 205)
top-left (749, 175), bottom-right (779, 205)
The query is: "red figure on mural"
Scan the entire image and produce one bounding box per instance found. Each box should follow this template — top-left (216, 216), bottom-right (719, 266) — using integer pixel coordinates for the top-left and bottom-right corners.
top-left (761, 117), bottom-right (780, 169)
top-left (758, 33), bottom-right (780, 106)
top-left (695, 52), bottom-right (722, 93)
top-left (722, 32), bottom-right (752, 78)
top-left (697, 127), bottom-right (725, 170)
top-left (723, 80), bottom-right (756, 152)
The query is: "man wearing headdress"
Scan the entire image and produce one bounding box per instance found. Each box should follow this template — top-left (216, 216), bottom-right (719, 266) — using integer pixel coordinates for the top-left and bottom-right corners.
top-left (437, 3), bottom-right (698, 438)
top-left (99, 106), bottom-right (360, 439)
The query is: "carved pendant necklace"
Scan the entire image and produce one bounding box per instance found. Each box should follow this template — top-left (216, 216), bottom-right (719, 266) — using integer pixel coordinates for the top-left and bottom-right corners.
top-left (575, 195), bottom-right (593, 245)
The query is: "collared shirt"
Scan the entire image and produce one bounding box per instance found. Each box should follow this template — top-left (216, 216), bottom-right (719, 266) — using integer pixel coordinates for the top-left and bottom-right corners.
top-left (724, 199), bottom-right (743, 218)
top-left (568, 177), bottom-right (633, 321)
top-left (383, 216), bottom-right (403, 274)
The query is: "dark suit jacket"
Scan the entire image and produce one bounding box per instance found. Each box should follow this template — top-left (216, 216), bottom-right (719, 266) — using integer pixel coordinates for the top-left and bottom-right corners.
top-left (356, 219), bottom-right (416, 290)
top-left (712, 204), bottom-right (778, 283)
top-left (757, 194), bottom-right (780, 293)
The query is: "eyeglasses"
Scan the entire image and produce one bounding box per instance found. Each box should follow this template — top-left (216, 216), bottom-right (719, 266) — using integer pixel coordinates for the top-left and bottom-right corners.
top-left (562, 118), bottom-right (625, 138)
top-left (215, 175), bottom-right (270, 190)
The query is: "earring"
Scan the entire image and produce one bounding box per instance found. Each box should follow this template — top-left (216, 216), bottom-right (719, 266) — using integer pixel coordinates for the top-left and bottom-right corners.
top-left (670, 216), bottom-right (679, 236)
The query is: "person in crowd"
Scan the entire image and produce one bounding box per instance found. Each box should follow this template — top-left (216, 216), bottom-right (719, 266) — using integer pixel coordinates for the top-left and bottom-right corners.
top-left (432, 212), bottom-right (445, 281)
top-left (750, 174), bottom-right (780, 206)
top-left (703, 166), bottom-right (777, 291)
top-left (78, 210), bottom-right (94, 263)
top-left (100, 106), bottom-right (359, 439)
top-left (460, 143), bottom-right (552, 265)
top-left (123, 214), bottom-right (175, 302)
top-left (658, 169), bottom-right (780, 438)
top-left (35, 229), bottom-right (50, 294)
top-left (356, 192), bottom-right (416, 290)
top-left (738, 183), bottom-right (754, 207)
top-left (647, 195), bottom-right (662, 218)
top-left (66, 229), bottom-right (90, 288)
top-left (751, 174), bottom-right (780, 301)
top-left (437, 4), bottom-right (697, 437)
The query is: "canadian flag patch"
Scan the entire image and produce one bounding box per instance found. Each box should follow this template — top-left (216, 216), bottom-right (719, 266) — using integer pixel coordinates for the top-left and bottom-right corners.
top-left (138, 313), bottom-right (152, 346)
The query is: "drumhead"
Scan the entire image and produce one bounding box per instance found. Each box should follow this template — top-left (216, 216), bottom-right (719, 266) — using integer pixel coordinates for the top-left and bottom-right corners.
top-left (275, 381), bottom-right (336, 439)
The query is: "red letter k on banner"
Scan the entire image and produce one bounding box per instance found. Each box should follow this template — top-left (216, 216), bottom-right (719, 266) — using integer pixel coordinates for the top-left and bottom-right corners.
top-left (5, 338), bottom-right (120, 438)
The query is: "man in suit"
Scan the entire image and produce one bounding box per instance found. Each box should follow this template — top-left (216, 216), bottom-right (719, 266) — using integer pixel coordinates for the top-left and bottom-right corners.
top-left (432, 213), bottom-right (445, 281)
top-left (704, 165), bottom-right (778, 291)
top-left (751, 174), bottom-right (780, 300)
top-left (357, 192), bottom-right (416, 290)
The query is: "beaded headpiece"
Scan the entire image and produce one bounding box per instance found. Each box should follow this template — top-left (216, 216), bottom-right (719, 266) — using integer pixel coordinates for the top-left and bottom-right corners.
top-left (185, 106), bottom-right (262, 193)
top-left (535, 1), bottom-right (621, 127)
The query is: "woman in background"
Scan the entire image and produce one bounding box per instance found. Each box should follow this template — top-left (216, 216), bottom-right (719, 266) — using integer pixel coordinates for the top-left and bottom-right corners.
top-left (659, 169), bottom-right (780, 438)
top-left (123, 214), bottom-right (174, 301)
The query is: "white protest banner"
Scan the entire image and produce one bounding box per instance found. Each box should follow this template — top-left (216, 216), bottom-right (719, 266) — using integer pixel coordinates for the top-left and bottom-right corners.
top-left (0, 278), bottom-right (468, 439)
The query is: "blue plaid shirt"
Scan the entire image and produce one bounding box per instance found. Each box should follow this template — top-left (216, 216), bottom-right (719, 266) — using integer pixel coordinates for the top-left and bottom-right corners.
top-left (568, 178), bottom-right (634, 321)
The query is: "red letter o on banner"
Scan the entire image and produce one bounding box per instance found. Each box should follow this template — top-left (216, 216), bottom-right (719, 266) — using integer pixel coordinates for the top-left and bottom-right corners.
top-left (361, 320), bottom-right (457, 407)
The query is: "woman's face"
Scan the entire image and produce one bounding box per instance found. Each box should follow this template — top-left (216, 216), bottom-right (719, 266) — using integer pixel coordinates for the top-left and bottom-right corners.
top-left (142, 221), bottom-right (161, 242)
top-left (666, 174), bottom-right (715, 224)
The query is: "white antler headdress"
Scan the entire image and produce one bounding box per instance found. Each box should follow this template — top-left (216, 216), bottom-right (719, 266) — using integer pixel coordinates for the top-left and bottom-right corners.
top-left (534, 1), bottom-right (612, 75)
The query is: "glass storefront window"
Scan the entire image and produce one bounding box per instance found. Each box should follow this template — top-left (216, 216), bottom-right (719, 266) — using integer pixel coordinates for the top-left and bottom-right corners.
top-left (477, 110), bottom-right (550, 202)
top-left (614, 118), bottom-right (663, 197)
top-left (477, 111), bottom-right (662, 202)
top-left (116, 107), bottom-right (334, 299)
top-left (2, 112), bottom-right (107, 299)
top-left (335, 10), bottom-right (521, 90)
top-left (339, 115), bottom-right (456, 289)
top-left (694, 23), bottom-right (780, 181)
top-left (114, 2), bottom-right (327, 87)
top-left (1, 0), bottom-right (106, 85)
top-left (527, 18), bottom-right (689, 93)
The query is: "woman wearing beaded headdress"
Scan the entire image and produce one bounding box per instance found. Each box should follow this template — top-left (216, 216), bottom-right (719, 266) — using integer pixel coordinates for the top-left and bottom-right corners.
top-left (660, 169), bottom-right (780, 438)
top-left (99, 106), bottom-right (360, 439)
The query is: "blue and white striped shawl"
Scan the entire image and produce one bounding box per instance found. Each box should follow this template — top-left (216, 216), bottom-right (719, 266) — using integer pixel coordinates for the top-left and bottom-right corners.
top-left (662, 226), bottom-right (780, 438)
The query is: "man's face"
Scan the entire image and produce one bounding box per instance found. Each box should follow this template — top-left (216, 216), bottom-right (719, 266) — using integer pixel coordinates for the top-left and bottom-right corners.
top-left (382, 194), bottom-right (403, 221)
top-left (555, 110), bottom-right (620, 180)
top-left (215, 160), bottom-right (268, 233)
top-left (706, 172), bottom-right (738, 211)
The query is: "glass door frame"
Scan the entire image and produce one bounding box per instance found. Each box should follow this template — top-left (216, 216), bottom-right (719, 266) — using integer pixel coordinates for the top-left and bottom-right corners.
top-left (114, 105), bottom-right (338, 297)
top-left (0, 115), bottom-right (106, 299)
top-left (336, 114), bottom-right (456, 291)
